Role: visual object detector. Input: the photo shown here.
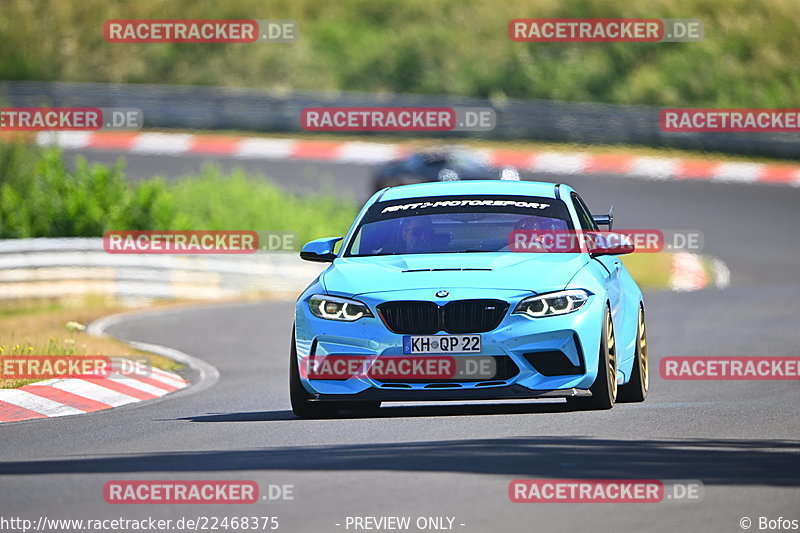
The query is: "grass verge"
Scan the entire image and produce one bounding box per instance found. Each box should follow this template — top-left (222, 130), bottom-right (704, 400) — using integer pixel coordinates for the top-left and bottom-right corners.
top-left (0, 295), bottom-right (182, 389)
top-left (621, 253), bottom-right (675, 289)
top-left (622, 252), bottom-right (720, 291)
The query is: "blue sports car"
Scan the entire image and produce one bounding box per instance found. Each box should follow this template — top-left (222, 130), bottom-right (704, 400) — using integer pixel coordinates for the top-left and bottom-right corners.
top-left (291, 180), bottom-right (648, 417)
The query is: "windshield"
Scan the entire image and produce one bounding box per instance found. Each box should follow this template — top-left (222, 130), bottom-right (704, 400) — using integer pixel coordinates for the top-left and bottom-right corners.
top-left (345, 195), bottom-right (573, 256)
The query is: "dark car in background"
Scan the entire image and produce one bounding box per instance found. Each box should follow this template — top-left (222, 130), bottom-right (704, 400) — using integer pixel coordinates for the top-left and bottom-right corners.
top-left (372, 147), bottom-right (519, 192)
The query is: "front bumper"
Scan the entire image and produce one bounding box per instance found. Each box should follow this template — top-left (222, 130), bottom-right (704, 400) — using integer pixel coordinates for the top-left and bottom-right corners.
top-left (310, 386), bottom-right (591, 402)
top-left (295, 287), bottom-right (605, 401)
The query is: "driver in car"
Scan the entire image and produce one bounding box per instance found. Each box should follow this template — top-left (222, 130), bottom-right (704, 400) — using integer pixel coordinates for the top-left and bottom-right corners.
top-left (398, 216), bottom-right (436, 253)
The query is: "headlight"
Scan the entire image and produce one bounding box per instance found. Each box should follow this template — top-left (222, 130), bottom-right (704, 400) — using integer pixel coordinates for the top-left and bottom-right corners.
top-left (309, 294), bottom-right (373, 321)
top-left (513, 289), bottom-right (591, 318)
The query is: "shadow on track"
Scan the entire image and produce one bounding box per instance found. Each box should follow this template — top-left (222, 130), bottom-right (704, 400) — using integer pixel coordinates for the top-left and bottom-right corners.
top-left (174, 401), bottom-right (573, 422)
top-left (2, 436), bottom-right (798, 487)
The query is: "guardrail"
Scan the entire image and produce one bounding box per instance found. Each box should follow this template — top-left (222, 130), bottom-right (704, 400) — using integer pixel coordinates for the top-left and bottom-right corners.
top-left (2, 81), bottom-right (798, 159)
top-left (0, 238), bottom-right (324, 301)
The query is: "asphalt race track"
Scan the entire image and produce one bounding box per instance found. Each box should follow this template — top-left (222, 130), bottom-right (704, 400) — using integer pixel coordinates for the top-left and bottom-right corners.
top-left (1, 148), bottom-right (798, 532)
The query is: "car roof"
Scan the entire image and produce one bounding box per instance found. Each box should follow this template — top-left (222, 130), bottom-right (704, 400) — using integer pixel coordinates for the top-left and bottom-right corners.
top-left (377, 180), bottom-right (560, 201)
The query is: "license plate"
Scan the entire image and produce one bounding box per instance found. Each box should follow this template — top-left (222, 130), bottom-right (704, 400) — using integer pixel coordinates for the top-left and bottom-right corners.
top-left (402, 334), bottom-right (482, 354)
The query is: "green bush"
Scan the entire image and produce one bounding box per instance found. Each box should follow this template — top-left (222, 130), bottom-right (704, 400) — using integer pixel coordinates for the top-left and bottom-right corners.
top-left (0, 141), bottom-right (358, 245)
top-left (167, 166), bottom-right (358, 244)
top-left (0, 142), bottom-right (152, 237)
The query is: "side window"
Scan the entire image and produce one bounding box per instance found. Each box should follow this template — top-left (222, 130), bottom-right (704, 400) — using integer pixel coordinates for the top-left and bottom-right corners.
top-left (571, 193), bottom-right (597, 231)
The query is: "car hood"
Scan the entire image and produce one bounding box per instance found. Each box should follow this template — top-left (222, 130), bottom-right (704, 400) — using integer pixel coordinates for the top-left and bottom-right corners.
top-left (322, 253), bottom-right (588, 296)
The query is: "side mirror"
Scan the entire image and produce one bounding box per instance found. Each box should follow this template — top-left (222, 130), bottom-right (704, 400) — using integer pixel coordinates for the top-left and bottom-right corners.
top-left (588, 231), bottom-right (635, 257)
top-left (300, 237), bottom-right (342, 263)
top-left (592, 206), bottom-right (614, 230)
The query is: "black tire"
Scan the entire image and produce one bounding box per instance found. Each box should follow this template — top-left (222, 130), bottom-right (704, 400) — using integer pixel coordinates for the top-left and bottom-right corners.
top-left (618, 306), bottom-right (649, 403)
top-left (568, 306), bottom-right (617, 410)
top-left (289, 330), bottom-right (340, 419)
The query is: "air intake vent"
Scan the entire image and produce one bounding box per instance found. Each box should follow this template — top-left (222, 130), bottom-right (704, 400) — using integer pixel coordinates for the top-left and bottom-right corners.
top-left (524, 351), bottom-right (584, 376)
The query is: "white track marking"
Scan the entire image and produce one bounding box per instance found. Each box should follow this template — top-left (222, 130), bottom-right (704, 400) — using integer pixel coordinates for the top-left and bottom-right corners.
top-left (0, 389), bottom-right (85, 416)
top-left (130, 133), bottom-right (194, 155)
top-left (529, 152), bottom-right (588, 174)
top-left (629, 157), bottom-right (680, 180)
top-left (36, 131), bottom-right (92, 149)
top-left (712, 162), bottom-right (763, 183)
top-left (109, 377), bottom-right (171, 396)
top-left (49, 379), bottom-right (140, 407)
top-left (337, 142), bottom-right (402, 163)
top-left (234, 138), bottom-right (296, 159)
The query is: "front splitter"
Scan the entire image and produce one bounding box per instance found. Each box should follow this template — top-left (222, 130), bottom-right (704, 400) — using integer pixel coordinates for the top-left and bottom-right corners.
top-left (310, 385), bottom-right (591, 402)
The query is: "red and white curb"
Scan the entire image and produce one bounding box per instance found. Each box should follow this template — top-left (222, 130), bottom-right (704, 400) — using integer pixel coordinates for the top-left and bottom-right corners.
top-left (32, 131), bottom-right (800, 186)
top-left (0, 361), bottom-right (187, 423)
top-left (669, 252), bottom-right (730, 292)
top-left (0, 306), bottom-right (221, 424)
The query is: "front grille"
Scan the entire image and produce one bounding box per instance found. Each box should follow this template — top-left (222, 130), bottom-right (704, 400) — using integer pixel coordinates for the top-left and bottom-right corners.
top-left (377, 299), bottom-right (508, 334)
top-left (444, 300), bottom-right (508, 334)
top-left (378, 301), bottom-right (440, 335)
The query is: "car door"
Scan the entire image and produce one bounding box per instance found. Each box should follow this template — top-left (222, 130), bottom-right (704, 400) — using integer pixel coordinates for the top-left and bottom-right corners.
top-left (571, 192), bottom-right (623, 321)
